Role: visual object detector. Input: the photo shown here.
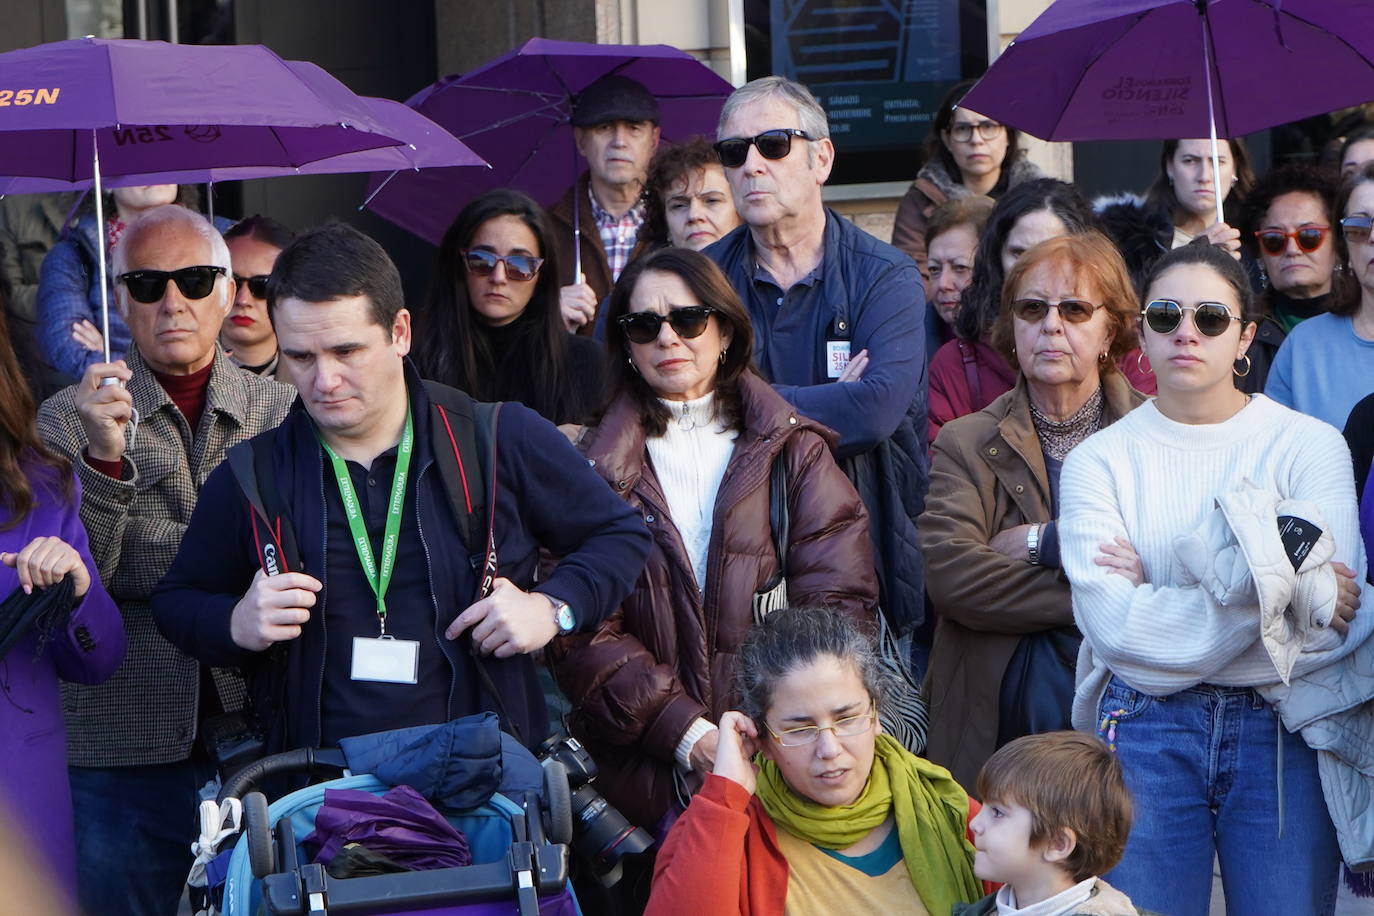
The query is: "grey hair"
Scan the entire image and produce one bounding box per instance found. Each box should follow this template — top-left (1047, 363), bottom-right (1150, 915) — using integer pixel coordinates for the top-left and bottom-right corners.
top-left (717, 77), bottom-right (831, 142)
top-left (113, 204), bottom-right (232, 314)
top-left (735, 607), bottom-right (893, 732)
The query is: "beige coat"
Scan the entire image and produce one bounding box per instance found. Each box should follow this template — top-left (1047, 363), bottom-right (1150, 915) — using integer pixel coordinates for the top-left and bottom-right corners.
top-left (919, 373), bottom-right (1143, 790)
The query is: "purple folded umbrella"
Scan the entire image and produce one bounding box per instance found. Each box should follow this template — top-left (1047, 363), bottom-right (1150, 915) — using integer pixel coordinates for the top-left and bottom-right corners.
top-left (365, 38), bottom-right (733, 245)
top-left (304, 785), bottom-right (473, 872)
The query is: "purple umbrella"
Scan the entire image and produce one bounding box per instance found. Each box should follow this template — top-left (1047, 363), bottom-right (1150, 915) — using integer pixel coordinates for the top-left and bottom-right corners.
top-left (0, 37), bottom-right (408, 362)
top-left (960, 0), bottom-right (1374, 223)
top-left (364, 38), bottom-right (734, 252)
top-left (0, 97), bottom-right (486, 195)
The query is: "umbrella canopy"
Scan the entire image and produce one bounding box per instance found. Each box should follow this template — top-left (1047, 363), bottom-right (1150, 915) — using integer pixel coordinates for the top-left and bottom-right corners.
top-left (365, 38), bottom-right (734, 246)
top-left (960, 0), bottom-right (1374, 142)
top-left (0, 38), bottom-right (406, 180)
top-left (0, 95), bottom-right (486, 195)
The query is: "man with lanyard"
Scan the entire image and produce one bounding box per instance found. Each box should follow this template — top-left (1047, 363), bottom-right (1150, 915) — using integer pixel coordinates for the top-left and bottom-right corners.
top-left (154, 222), bottom-right (650, 750)
top-left (551, 74), bottom-right (660, 333)
top-left (704, 77), bottom-right (931, 652)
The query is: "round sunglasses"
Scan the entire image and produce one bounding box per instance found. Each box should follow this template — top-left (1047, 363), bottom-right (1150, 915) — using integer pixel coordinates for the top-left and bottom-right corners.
top-left (1141, 299), bottom-right (1242, 337)
top-left (461, 249), bottom-right (544, 282)
top-left (234, 274), bottom-right (270, 299)
top-left (1253, 226), bottom-right (1330, 255)
top-left (1011, 298), bottom-right (1103, 323)
top-left (713, 129), bottom-right (814, 169)
top-left (617, 305), bottom-right (717, 344)
top-left (118, 265), bottom-right (227, 304)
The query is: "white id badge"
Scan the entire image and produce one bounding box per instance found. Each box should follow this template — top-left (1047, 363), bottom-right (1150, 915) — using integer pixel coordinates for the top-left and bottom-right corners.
top-left (351, 636), bottom-right (419, 684)
top-left (826, 340), bottom-right (852, 379)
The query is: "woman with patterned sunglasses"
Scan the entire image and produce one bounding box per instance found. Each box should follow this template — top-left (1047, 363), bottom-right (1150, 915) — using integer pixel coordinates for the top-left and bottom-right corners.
top-left (549, 248), bottom-right (877, 847)
top-left (413, 188), bottom-right (605, 426)
top-left (1266, 162), bottom-right (1374, 431)
top-left (1235, 165), bottom-right (1353, 394)
top-left (1059, 241), bottom-right (1371, 915)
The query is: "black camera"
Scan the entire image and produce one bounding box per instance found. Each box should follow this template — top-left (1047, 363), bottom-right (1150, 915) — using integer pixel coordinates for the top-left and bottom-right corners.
top-left (538, 734), bottom-right (653, 885)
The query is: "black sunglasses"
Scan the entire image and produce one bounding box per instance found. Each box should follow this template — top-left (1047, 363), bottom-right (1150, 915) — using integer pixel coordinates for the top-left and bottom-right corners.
top-left (618, 306), bottom-right (717, 344)
top-left (234, 274), bottom-right (270, 299)
top-left (1253, 226), bottom-right (1330, 255)
top-left (1141, 299), bottom-right (1241, 337)
top-left (118, 265), bottom-right (227, 304)
top-left (461, 249), bottom-right (544, 282)
top-left (713, 129), bottom-right (814, 169)
top-left (1010, 298), bottom-right (1103, 323)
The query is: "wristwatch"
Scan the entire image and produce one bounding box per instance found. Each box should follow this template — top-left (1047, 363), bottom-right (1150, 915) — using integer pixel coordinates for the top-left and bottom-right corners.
top-left (1026, 523), bottom-right (1042, 566)
top-left (546, 595), bottom-right (576, 634)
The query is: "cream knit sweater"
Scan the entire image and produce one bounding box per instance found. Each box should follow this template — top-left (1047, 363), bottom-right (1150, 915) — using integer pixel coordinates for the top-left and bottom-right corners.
top-left (1059, 394), bottom-right (1373, 731)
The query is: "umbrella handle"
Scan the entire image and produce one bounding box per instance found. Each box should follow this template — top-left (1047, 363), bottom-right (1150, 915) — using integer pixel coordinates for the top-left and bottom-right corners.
top-left (91, 129), bottom-right (113, 366)
top-left (1199, 6), bottom-right (1225, 227)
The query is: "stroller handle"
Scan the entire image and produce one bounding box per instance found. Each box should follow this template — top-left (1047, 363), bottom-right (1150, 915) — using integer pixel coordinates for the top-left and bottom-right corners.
top-left (218, 747), bottom-right (348, 803)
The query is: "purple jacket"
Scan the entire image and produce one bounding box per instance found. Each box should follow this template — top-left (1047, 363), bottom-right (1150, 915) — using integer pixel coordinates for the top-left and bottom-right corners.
top-left (0, 467), bottom-right (124, 898)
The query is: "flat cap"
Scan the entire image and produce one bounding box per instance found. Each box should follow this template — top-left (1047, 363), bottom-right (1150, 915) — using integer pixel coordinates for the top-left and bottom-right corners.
top-left (572, 74), bottom-right (661, 127)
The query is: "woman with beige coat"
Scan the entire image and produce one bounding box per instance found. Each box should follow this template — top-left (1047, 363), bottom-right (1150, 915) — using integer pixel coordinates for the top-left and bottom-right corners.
top-left (918, 232), bottom-right (1145, 791)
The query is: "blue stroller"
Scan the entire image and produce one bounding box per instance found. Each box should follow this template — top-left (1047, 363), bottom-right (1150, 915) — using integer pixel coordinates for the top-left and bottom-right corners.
top-left (190, 715), bottom-right (580, 916)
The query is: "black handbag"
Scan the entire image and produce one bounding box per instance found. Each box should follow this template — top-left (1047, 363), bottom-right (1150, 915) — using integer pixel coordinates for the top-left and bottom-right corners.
top-left (996, 625), bottom-right (1082, 746)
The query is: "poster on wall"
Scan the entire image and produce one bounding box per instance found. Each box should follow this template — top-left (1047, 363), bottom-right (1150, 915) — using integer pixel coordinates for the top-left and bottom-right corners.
top-left (744, 0), bottom-right (991, 185)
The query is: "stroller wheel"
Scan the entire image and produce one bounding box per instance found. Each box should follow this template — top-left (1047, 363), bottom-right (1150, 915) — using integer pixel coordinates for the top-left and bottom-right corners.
top-left (542, 759), bottom-right (574, 847)
top-left (243, 791), bottom-right (276, 879)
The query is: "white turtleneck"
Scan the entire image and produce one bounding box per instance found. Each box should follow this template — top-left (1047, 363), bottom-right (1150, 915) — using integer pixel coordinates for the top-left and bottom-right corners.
top-left (995, 877), bottom-right (1095, 915)
top-left (644, 391), bottom-right (739, 593)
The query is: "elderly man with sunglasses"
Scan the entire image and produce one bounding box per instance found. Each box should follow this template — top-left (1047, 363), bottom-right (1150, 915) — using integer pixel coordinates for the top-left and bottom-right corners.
top-left (704, 76), bottom-right (931, 650)
top-left (35, 204), bottom-right (295, 916)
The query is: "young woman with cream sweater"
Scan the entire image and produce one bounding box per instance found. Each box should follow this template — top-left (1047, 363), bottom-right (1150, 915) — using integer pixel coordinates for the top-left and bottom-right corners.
top-left (1059, 242), bottom-right (1371, 916)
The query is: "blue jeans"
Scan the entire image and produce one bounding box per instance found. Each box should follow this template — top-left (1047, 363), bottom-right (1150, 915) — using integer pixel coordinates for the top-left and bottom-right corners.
top-left (69, 759), bottom-right (214, 916)
top-left (1099, 678), bottom-right (1340, 916)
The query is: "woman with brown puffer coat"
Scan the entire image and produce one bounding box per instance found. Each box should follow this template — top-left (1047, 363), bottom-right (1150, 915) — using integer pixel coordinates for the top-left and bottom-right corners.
top-left (548, 248), bottom-right (878, 833)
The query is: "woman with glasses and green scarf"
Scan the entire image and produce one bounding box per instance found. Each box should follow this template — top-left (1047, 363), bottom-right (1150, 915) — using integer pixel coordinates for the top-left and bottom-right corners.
top-left (892, 79), bottom-right (1042, 279)
top-left (646, 606), bottom-right (984, 916)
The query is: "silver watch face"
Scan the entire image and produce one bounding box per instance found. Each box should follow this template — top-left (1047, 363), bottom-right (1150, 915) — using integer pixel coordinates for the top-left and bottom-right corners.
top-left (555, 602), bottom-right (575, 632)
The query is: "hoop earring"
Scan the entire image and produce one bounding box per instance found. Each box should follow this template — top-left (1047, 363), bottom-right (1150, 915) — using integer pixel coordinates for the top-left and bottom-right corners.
top-left (1233, 354), bottom-right (1252, 378)
top-left (1099, 351), bottom-right (1108, 364)
top-left (719, 347), bottom-right (728, 365)
top-left (1136, 350), bottom-right (1151, 375)
top-left (627, 356), bottom-right (641, 376)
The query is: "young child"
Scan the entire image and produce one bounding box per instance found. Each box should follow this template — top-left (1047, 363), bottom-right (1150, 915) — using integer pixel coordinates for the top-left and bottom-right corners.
top-left (955, 731), bottom-right (1148, 916)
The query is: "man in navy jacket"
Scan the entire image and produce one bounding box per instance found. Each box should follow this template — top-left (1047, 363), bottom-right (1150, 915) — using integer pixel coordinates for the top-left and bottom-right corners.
top-left (154, 223), bottom-right (649, 751)
top-left (705, 77), bottom-right (929, 638)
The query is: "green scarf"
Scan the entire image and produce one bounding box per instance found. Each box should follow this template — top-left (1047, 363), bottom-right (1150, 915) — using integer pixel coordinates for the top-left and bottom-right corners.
top-left (756, 733), bottom-right (982, 913)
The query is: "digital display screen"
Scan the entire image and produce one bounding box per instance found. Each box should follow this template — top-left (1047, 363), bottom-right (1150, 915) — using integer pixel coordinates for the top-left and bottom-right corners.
top-left (744, 0), bottom-right (991, 185)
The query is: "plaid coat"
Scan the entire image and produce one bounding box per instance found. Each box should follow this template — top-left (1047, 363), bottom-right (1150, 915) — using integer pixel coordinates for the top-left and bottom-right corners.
top-left (37, 346), bottom-right (295, 766)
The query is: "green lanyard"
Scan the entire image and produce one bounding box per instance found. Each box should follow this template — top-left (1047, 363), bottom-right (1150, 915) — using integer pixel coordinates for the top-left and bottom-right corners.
top-left (318, 409), bottom-right (414, 635)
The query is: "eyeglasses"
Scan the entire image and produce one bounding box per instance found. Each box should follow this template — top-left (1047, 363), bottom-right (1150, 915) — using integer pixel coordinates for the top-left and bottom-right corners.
top-left (946, 120), bottom-right (1005, 143)
top-left (1141, 299), bottom-right (1242, 337)
top-left (234, 274), bottom-right (270, 299)
top-left (1010, 298), bottom-right (1103, 323)
top-left (461, 249), bottom-right (545, 282)
top-left (1341, 215), bottom-right (1373, 245)
top-left (766, 706), bottom-right (878, 748)
top-left (1253, 226), bottom-right (1330, 255)
top-left (713, 129), bottom-right (814, 169)
top-left (617, 306), bottom-right (717, 344)
top-left (118, 265), bottom-right (227, 304)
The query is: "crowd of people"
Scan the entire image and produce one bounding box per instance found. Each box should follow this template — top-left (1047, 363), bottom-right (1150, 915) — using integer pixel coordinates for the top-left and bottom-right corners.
top-left (0, 63), bottom-right (1371, 916)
